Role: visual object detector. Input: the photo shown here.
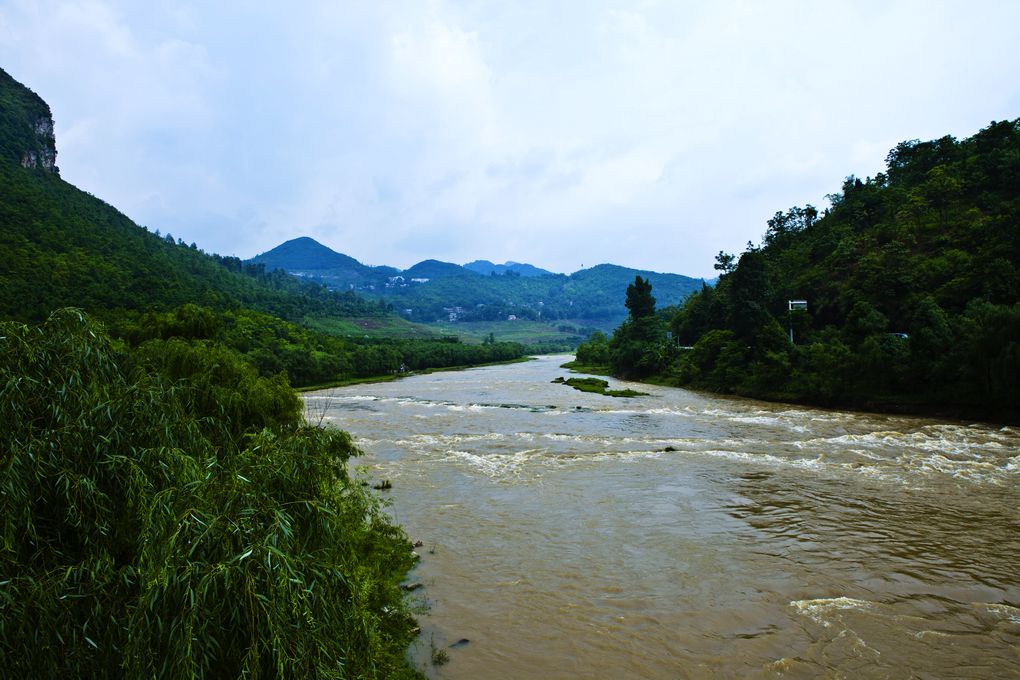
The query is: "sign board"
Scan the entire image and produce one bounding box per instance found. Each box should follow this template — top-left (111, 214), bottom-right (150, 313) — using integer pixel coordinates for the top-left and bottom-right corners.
top-left (788, 300), bottom-right (808, 311)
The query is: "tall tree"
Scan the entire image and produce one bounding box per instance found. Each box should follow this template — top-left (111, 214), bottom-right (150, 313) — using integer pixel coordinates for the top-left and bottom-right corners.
top-left (714, 251), bottom-right (736, 273)
top-left (625, 276), bottom-right (655, 319)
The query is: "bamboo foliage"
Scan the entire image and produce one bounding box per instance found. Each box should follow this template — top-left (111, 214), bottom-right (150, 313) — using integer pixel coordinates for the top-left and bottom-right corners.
top-left (1, 310), bottom-right (421, 678)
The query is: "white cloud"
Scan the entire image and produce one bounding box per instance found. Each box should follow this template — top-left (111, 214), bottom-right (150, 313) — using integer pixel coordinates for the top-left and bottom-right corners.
top-left (2, 0), bottom-right (1019, 275)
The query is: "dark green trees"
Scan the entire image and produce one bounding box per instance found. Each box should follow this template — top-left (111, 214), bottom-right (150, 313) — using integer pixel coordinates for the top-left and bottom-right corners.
top-left (575, 330), bottom-right (610, 366)
top-left (603, 277), bottom-right (666, 379)
top-left (625, 276), bottom-right (656, 318)
top-left (663, 119), bottom-right (1020, 418)
top-left (584, 119), bottom-right (1020, 419)
top-left (0, 311), bottom-right (422, 677)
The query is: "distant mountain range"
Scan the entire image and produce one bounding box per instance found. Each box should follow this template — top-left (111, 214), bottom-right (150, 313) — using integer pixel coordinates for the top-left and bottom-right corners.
top-left (250, 237), bottom-right (708, 326)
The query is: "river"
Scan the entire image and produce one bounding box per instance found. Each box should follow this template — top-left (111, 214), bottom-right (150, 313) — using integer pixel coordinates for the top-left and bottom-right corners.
top-left (303, 355), bottom-right (1020, 679)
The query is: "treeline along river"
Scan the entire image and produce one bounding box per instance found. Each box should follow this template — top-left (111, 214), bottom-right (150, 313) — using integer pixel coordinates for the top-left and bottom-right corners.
top-left (304, 355), bottom-right (1019, 679)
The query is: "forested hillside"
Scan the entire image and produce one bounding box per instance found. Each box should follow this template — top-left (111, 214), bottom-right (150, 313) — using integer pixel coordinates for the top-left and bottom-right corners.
top-left (580, 120), bottom-right (1020, 421)
top-left (0, 157), bottom-right (388, 323)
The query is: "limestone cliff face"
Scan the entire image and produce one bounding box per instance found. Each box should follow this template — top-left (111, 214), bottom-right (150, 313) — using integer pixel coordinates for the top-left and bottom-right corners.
top-left (20, 114), bottom-right (58, 172)
top-left (1, 67), bottom-right (60, 175)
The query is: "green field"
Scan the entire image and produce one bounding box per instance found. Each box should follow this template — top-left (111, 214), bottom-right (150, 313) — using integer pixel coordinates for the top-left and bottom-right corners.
top-left (305, 315), bottom-right (442, 339)
top-left (424, 319), bottom-right (589, 347)
top-left (304, 316), bottom-right (587, 347)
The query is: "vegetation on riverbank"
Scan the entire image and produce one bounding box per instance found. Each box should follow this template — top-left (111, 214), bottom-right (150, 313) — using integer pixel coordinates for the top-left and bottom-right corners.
top-left (558, 359), bottom-right (611, 376)
top-left (552, 376), bottom-right (649, 398)
top-left (577, 120), bottom-right (1020, 422)
top-left (0, 310), bottom-right (423, 678)
top-left (296, 356), bottom-right (534, 392)
top-left (104, 304), bottom-right (527, 389)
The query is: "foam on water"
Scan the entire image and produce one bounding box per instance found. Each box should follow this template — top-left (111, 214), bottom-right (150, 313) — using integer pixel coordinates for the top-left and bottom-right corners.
top-left (978, 603), bottom-right (1020, 625)
top-left (790, 596), bottom-right (876, 627)
top-left (353, 422), bottom-right (1018, 487)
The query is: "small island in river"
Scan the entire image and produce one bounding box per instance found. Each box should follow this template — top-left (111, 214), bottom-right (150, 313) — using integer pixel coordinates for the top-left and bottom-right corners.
top-left (552, 376), bottom-right (650, 398)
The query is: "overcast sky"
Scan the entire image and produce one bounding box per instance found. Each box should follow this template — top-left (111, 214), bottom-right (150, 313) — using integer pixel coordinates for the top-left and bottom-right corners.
top-left (2, 1), bottom-right (1018, 277)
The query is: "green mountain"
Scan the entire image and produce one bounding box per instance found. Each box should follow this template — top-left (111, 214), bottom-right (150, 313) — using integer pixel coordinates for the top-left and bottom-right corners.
top-left (250, 237), bottom-right (707, 326)
top-left (253, 236), bottom-right (366, 271)
top-left (589, 118), bottom-right (1020, 420)
top-left (463, 259), bottom-right (553, 277)
top-left (249, 236), bottom-right (396, 290)
top-left (389, 261), bottom-right (705, 326)
top-left (0, 68), bottom-right (384, 324)
top-left (402, 258), bottom-right (476, 280)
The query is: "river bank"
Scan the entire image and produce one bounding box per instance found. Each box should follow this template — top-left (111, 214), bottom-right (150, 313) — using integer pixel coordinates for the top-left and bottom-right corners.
top-left (560, 359), bottom-right (1017, 426)
top-left (294, 356), bottom-right (534, 393)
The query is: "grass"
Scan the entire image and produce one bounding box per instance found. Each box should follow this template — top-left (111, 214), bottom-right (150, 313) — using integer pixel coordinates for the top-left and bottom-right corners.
top-left (294, 373), bottom-right (400, 392)
top-left (307, 315), bottom-right (589, 350)
top-left (551, 376), bottom-right (649, 398)
top-left (430, 639), bottom-right (450, 667)
top-left (305, 315), bottom-right (441, 339)
top-left (294, 356), bottom-right (535, 392)
top-left (425, 319), bottom-right (587, 346)
top-left (420, 356), bottom-right (534, 373)
top-left (559, 360), bottom-right (612, 376)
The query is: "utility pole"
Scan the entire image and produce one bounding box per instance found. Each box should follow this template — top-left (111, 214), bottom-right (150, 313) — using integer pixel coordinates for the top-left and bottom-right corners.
top-left (788, 300), bottom-right (807, 343)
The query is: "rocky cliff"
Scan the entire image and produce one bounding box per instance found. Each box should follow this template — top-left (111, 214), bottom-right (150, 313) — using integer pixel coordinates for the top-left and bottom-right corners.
top-left (0, 67), bottom-right (58, 174)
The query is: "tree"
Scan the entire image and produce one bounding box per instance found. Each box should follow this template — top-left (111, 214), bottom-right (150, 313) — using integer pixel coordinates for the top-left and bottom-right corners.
top-left (726, 250), bottom-right (771, 338)
top-left (714, 251), bottom-right (736, 273)
top-left (575, 331), bottom-right (610, 366)
top-left (610, 278), bottom-right (666, 378)
top-left (625, 276), bottom-right (655, 319)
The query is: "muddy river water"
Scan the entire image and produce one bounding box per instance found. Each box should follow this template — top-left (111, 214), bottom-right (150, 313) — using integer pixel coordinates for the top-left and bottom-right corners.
top-left (304, 355), bottom-right (1019, 678)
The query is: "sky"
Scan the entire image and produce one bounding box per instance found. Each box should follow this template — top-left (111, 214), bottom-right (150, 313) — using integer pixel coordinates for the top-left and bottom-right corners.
top-left (2, 1), bottom-right (1019, 278)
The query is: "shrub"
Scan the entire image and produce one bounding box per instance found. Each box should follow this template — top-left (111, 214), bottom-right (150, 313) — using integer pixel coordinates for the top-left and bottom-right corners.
top-left (0, 310), bottom-right (421, 678)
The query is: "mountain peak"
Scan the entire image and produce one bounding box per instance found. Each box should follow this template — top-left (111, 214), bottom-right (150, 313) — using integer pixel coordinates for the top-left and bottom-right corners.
top-left (403, 259), bottom-right (476, 279)
top-left (463, 260), bottom-right (554, 277)
top-left (250, 237), bottom-right (362, 271)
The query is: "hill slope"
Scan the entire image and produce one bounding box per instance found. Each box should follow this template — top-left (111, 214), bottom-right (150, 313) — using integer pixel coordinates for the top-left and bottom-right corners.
top-left (0, 68), bottom-right (384, 323)
top-left (253, 236), bottom-right (367, 271)
top-left (596, 118), bottom-right (1020, 420)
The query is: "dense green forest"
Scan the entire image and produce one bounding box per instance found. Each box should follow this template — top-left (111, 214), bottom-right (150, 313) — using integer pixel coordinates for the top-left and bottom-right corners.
top-left (578, 120), bottom-right (1020, 421)
top-left (113, 303), bottom-right (525, 388)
